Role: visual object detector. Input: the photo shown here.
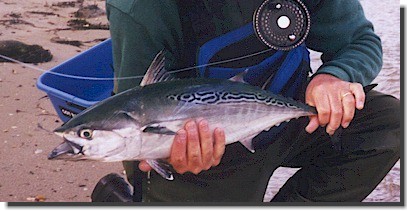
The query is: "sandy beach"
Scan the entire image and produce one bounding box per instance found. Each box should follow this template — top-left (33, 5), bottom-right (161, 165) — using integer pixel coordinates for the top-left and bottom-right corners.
top-left (0, 0), bottom-right (401, 203)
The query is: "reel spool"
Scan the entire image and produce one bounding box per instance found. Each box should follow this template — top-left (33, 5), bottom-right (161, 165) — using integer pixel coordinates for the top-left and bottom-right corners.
top-left (254, 0), bottom-right (311, 51)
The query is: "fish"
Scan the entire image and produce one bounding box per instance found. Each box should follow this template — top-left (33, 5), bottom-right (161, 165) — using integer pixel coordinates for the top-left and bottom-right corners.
top-left (47, 51), bottom-right (318, 180)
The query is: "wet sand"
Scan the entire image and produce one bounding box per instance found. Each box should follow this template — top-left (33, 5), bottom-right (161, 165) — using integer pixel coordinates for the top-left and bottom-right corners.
top-left (0, 0), bottom-right (123, 202)
top-left (0, 0), bottom-right (400, 203)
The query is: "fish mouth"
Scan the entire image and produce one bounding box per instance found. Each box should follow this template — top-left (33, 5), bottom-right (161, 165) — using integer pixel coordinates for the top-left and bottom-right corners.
top-left (48, 138), bottom-right (84, 160)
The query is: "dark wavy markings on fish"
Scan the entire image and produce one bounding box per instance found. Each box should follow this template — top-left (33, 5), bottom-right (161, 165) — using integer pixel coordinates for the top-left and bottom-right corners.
top-left (167, 91), bottom-right (300, 109)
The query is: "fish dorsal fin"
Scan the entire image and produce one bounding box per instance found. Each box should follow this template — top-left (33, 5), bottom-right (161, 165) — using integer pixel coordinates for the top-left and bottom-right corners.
top-left (140, 50), bottom-right (174, 86)
top-left (228, 69), bottom-right (249, 83)
top-left (363, 84), bottom-right (378, 93)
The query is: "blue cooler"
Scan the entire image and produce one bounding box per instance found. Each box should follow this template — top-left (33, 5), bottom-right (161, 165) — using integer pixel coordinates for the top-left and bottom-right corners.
top-left (36, 39), bottom-right (114, 122)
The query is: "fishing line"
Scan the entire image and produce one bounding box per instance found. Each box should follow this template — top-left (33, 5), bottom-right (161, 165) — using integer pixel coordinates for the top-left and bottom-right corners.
top-left (0, 48), bottom-right (273, 81)
top-left (0, 54), bottom-right (109, 81)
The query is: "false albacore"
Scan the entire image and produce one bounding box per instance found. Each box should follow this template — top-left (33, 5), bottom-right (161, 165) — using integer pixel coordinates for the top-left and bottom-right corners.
top-left (48, 51), bottom-right (317, 180)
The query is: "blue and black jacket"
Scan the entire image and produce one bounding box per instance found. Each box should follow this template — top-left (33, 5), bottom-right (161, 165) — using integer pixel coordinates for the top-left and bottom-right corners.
top-left (177, 0), bottom-right (317, 148)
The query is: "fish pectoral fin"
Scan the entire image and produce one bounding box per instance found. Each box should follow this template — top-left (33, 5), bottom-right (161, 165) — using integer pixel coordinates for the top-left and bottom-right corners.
top-left (239, 138), bottom-right (255, 153)
top-left (146, 159), bottom-right (174, 181)
top-left (142, 125), bottom-right (177, 135)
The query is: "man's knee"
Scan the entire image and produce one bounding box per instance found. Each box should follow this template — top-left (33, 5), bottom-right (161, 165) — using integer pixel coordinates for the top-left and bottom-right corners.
top-left (364, 91), bottom-right (400, 127)
top-left (345, 91), bottom-right (400, 153)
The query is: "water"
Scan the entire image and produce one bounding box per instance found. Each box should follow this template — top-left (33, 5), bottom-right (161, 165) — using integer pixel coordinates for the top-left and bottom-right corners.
top-left (310, 0), bottom-right (400, 99)
top-left (265, 0), bottom-right (401, 202)
top-left (361, 0), bottom-right (400, 99)
top-left (359, 0), bottom-right (400, 202)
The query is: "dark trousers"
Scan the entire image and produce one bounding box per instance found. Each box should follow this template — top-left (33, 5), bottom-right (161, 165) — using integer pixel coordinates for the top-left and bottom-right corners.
top-left (126, 91), bottom-right (400, 202)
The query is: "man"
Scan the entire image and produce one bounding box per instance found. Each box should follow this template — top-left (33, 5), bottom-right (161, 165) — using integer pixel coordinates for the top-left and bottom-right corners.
top-left (105, 0), bottom-right (400, 202)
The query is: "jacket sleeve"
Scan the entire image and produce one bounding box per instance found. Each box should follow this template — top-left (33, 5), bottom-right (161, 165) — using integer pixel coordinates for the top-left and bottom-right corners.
top-left (306, 0), bottom-right (383, 86)
top-left (106, 0), bottom-right (183, 93)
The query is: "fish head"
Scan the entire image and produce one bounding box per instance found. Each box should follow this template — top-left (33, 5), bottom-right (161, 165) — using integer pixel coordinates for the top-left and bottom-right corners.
top-left (48, 111), bottom-right (144, 162)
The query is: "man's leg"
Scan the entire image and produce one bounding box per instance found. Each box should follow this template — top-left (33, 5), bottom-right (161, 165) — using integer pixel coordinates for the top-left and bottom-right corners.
top-left (140, 141), bottom-right (281, 202)
top-left (271, 91), bottom-right (400, 202)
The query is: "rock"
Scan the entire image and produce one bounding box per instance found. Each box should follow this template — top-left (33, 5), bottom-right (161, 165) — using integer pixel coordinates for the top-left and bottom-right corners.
top-left (35, 195), bottom-right (46, 202)
top-left (34, 149), bottom-right (43, 154)
top-left (74, 4), bottom-right (106, 18)
top-left (0, 40), bottom-right (52, 63)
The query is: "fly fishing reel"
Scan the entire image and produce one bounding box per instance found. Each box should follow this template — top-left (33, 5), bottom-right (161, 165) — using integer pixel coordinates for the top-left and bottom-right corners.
top-left (254, 0), bottom-right (310, 51)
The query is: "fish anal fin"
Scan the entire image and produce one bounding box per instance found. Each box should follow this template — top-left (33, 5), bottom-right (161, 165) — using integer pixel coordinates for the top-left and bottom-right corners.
top-left (239, 138), bottom-right (255, 153)
top-left (146, 159), bottom-right (174, 180)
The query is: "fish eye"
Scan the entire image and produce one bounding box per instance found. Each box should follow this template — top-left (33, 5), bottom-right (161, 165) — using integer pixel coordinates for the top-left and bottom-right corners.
top-left (78, 129), bottom-right (93, 140)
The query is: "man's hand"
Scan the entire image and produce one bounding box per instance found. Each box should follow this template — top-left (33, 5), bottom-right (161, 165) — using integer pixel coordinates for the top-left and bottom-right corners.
top-left (138, 118), bottom-right (226, 174)
top-left (305, 74), bottom-right (366, 135)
